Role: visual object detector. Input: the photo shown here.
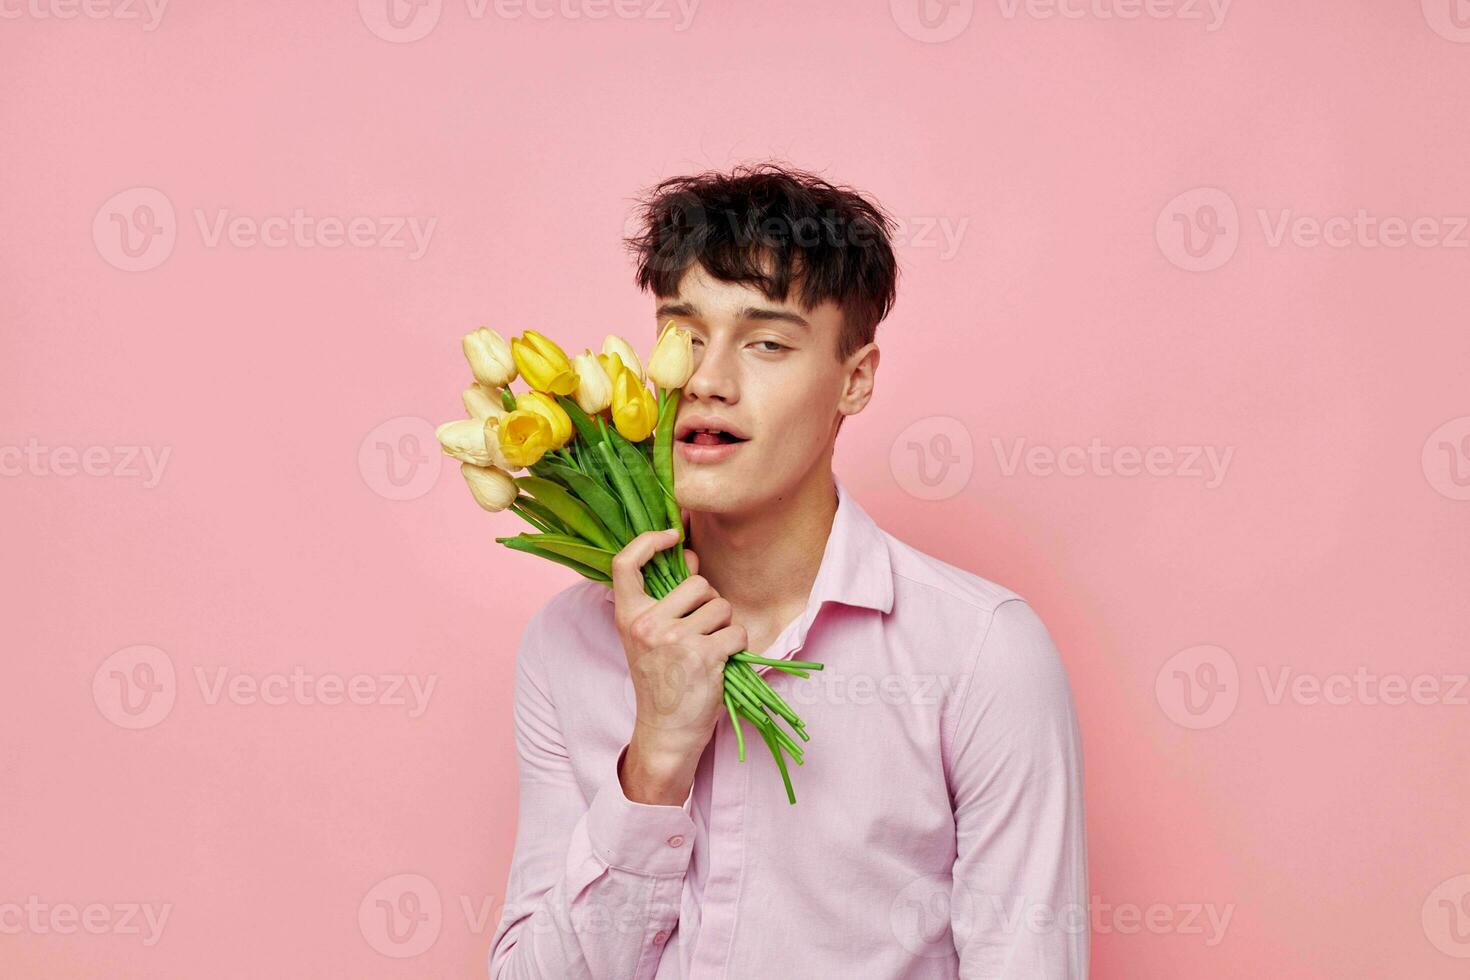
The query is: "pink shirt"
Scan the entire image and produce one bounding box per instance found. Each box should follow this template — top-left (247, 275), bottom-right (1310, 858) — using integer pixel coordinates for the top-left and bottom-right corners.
top-left (489, 474), bottom-right (1089, 979)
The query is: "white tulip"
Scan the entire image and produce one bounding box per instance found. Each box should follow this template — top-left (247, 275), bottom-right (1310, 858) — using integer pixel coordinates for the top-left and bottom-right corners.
top-left (462, 384), bottom-right (505, 422)
top-left (462, 327), bottom-right (517, 388)
top-left (571, 350), bottom-right (613, 414)
top-left (460, 463), bottom-right (518, 512)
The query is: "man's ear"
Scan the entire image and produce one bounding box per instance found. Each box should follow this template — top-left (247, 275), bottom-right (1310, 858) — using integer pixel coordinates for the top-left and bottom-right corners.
top-left (838, 342), bottom-right (880, 418)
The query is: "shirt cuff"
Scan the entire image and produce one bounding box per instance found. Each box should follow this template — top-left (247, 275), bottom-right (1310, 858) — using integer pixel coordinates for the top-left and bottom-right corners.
top-left (586, 743), bottom-right (697, 877)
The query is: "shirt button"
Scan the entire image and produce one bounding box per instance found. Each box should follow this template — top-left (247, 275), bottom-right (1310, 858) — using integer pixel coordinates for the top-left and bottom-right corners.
top-left (666, 834), bottom-right (684, 847)
top-left (653, 930), bottom-right (669, 945)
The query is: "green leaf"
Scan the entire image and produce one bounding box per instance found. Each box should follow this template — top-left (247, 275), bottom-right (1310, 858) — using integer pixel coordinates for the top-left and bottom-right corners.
top-left (514, 475), bottom-right (618, 552)
top-left (509, 497), bottom-right (556, 535)
top-left (495, 535), bottom-right (610, 583)
top-left (554, 394), bottom-right (604, 448)
top-left (537, 460), bottom-right (633, 545)
top-left (608, 425), bottom-right (670, 535)
top-left (515, 495), bottom-right (569, 535)
top-left (505, 533), bottom-right (615, 576)
top-left (596, 436), bottom-right (651, 535)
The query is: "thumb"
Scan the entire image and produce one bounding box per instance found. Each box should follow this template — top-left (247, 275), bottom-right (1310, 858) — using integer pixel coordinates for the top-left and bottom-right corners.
top-left (684, 549), bottom-right (699, 576)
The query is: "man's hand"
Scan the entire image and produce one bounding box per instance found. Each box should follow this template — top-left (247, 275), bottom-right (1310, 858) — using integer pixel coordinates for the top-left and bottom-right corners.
top-left (611, 528), bottom-right (746, 805)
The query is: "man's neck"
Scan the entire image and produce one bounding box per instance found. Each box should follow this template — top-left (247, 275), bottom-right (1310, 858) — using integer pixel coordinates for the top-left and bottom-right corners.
top-left (684, 465), bottom-right (839, 630)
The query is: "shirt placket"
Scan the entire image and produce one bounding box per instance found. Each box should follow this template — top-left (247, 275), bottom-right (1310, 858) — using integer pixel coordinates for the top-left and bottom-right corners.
top-left (686, 603), bottom-right (829, 978)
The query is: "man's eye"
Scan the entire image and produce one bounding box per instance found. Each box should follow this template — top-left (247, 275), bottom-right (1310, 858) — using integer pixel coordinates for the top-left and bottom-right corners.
top-left (752, 341), bottom-right (788, 353)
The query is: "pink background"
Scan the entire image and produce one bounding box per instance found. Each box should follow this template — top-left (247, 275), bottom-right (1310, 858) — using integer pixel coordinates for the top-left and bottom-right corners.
top-left (4, 1), bottom-right (1470, 976)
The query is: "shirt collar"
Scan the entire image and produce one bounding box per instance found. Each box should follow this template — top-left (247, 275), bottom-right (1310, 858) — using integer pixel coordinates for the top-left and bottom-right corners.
top-left (601, 474), bottom-right (894, 615)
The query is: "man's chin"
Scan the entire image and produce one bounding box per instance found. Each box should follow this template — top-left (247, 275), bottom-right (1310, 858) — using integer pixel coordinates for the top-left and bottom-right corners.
top-left (673, 469), bottom-right (753, 515)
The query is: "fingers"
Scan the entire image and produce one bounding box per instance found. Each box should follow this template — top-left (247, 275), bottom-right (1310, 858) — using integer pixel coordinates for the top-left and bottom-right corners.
top-left (685, 549), bottom-right (699, 576)
top-left (612, 528), bottom-right (681, 609)
top-left (679, 592), bottom-right (733, 636)
top-left (658, 572), bottom-right (717, 620)
top-left (705, 622), bottom-right (749, 660)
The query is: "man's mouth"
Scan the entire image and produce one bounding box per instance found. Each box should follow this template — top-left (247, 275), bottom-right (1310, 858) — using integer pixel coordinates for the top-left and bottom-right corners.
top-left (679, 428), bottom-right (749, 446)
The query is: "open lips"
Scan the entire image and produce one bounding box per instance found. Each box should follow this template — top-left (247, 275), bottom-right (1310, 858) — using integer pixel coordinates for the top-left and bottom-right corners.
top-left (675, 414), bottom-right (751, 447)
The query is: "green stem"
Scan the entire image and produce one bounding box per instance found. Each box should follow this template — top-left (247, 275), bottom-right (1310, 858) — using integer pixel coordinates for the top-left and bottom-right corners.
top-left (509, 500), bottom-right (554, 535)
top-left (723, 691), bottom-right (746, 762)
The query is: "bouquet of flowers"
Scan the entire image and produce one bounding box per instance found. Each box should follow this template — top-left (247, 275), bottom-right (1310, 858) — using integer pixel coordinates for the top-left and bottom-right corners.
top-left (435, 323), bottom-right (824, 804)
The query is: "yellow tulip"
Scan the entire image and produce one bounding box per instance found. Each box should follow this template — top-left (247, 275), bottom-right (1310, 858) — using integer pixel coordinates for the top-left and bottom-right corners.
top-left (462, 384), bottom-right (505, 422)
top-left (517, 390), bottom-right (573, 447)
top-left (460, 462), bottom-right (518, 512)
top-left (481, 414), bottom-right (513, 470)
top-left (602, 334), bottom-right (645, 384)
top-left (571, 349), bottom-right (613, 415)
top-left (611, 369), bottom-right (658, 442)
top-left (511, 330), bottom-right (578, 395)
top-left (497, 409), bottom-right (556, 468)
top-left (646, 319), bottom-right (694, 389)
top-left (462, 328), bottom-right (517, 388)
top-left (597, 351), bottom-right (627, 390)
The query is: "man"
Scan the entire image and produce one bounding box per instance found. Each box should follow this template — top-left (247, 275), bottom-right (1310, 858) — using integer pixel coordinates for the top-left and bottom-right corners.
top-left (488, 163), bottom-right (1088, 978)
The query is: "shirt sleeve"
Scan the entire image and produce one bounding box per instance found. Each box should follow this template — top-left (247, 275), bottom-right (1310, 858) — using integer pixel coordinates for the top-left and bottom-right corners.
top-left (488, 604), bottom-right (697, 980)
top-left (945, 597), bottom-right (1090, 979)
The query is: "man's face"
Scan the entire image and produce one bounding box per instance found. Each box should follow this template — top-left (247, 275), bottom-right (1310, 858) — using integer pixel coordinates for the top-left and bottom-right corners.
top-left (652, 262), bottom-right (874, 517)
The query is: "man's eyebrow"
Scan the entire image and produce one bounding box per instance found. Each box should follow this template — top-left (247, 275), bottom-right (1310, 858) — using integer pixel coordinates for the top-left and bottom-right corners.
top-left (739, 306), bottom-right (809, 328)
top-left (656, 301), bottom-right (810, 329)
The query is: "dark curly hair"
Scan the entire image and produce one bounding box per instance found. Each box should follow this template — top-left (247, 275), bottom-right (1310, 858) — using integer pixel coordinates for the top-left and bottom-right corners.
top-left (624, 162), bottom-right (899, 362)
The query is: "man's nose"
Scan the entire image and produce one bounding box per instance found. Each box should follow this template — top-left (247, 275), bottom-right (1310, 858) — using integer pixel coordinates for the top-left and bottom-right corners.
top-left (683, 340), bottom-right (739, 403)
